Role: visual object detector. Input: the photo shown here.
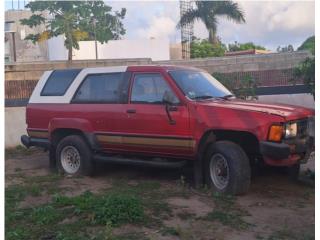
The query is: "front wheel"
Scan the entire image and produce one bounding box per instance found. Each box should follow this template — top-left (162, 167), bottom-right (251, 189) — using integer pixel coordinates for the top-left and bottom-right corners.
top-left (204, 141), bottom-right (251, 195)
top-left (56, 135), bottom-right (94, 176)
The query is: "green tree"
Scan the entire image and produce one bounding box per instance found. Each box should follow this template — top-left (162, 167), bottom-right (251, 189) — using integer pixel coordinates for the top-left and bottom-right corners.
top-left (297, 36), bottom-right (315, 55)
top-left (293, 57), bottom-right (315, 98)
top-left (228, 41), bottom-right (266, 52)
top-left (191, 38), bottom-right (226, 58)
top-left (276, 44), bottom-right (294, 53)
top-left (178, 1), bottom-right (245, 44)
top-left (21, 1), bottom-right (126, 60)
top-left (292, 36), bottom-right (315, 98)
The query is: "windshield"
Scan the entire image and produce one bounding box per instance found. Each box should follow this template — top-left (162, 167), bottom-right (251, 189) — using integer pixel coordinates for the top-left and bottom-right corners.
top-left (169, 70), bottom-right (232, 100)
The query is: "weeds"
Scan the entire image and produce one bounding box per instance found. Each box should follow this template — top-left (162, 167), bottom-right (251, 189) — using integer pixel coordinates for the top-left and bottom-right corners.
top-left (202, 192), bottom-right (251, 230)
top-left (204, 210), bottom-right (251, 230)
top-left (5, 145), bottom-right (39, 158)
top-left (54, 191), bottom-right (144, 226)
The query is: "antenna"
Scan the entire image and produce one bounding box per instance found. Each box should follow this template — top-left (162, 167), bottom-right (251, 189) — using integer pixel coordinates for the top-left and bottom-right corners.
top-left (179, 0), bottom-right (194, 59)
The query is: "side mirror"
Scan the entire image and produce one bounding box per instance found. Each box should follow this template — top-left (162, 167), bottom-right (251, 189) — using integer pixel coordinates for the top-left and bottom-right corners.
top-left (162, 90), bottom-right (177, 105)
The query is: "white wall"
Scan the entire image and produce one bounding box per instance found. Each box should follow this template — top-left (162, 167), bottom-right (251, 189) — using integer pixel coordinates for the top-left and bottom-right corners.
top-left (258, 93), bottom-right (314, 109)
top-left (5, 107), bottom-right (27, 148)
top-left (47, 35), bottom-right (68, 61)
top-left (48, 38), bottom-right (170, 61)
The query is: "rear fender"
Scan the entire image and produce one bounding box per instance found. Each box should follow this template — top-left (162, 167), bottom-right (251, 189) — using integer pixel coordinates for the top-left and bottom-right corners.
top-left (48, 118), bottom-right (94, 136)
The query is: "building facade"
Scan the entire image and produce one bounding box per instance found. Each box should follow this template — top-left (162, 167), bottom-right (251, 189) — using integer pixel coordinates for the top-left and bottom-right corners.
top-left (5, 10), bottom-right (49, 63)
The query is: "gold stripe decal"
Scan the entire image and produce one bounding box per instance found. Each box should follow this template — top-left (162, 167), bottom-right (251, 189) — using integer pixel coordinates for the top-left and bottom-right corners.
top-left (28, 130), bottom-right (48, 138)
top-left (96, 134), bottom-right (195, 149)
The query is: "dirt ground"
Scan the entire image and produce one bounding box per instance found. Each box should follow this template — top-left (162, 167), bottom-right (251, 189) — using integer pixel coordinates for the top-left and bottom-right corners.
top-left (5, 149), bottom-right (315, 240)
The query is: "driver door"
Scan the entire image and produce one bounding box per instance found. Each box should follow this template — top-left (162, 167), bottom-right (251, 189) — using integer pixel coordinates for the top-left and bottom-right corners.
top-left (123, 72), bottom-right (193, 157)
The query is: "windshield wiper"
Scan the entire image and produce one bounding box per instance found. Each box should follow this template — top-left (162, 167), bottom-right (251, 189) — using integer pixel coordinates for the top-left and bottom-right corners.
top-left (219, 94), bottom-right (235, 100)
top-left (193, 95), bottom-right (215, 100)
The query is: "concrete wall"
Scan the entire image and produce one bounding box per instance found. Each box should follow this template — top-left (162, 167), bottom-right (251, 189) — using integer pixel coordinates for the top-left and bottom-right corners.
top-left (157, 51), bottom-right (311, 73)
top-left (258, 94), bottom-right (314, 108)
top-left (5, 107), bottom-right (27, 148)
top-left (5, 58), bottom-right (152, 81)
top-left (5, 51), bottom-right (311, 82)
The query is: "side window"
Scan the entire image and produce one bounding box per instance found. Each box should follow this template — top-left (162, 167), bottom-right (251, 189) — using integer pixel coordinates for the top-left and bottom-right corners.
top-left (41, 69), bottom-right (81, 96)
top-left (131, 73), bottom-right (179, 104)
top-left (72, 72), bottom-right (129, 103)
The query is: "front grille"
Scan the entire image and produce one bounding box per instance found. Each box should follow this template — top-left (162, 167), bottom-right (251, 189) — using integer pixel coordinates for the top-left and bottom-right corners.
top-left (297, 119), bottom-right (308, 138)
top-left (308, 116), bottom-right (315, 137)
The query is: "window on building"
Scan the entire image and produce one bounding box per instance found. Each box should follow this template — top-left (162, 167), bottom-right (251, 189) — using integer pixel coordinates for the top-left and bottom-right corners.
top-left (41, 69), bottom-right (81, 96)
top-left (131, 73), bottom-right (179, 104)
top-left (73, 72), bottom-right (129, 103)
top-left (5, 21), bottom-right (15, 32)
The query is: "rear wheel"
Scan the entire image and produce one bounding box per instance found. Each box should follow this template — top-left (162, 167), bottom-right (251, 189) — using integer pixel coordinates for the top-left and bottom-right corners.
top-left (204, 141), bottom-right (251, 195)
top-left (56, 135), bottom-right (94, 176)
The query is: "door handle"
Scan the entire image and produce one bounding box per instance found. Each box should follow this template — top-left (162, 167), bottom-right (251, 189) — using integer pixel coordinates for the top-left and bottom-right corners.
top-left (126, 109), bottom-right (136, 114)
top-left (168, 106), bottom-right (178, 112)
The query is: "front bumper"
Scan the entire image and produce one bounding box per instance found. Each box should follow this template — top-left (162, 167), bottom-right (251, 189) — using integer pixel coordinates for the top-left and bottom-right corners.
top-left (21, 135), bottom-right (50, 150)
top-left (260, 137), bottom-right (314, 166)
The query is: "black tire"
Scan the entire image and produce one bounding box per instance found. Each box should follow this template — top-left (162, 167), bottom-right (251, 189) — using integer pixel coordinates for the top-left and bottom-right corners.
top-left (56, 135), bottom-right (94, 176)
top-left (287, 163), bottom-right (300, 181)
top-left (204, 141), bottom-right (251, 195)
top-left (49, 146), bottom-right (57, 172)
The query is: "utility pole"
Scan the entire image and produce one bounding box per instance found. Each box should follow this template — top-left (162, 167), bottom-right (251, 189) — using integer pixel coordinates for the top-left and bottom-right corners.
top-left (91, 16), bottom-right (98, 60)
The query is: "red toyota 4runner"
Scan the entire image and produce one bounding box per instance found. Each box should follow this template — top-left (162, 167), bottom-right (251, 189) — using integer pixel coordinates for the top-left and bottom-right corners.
top-left (21, 65), bottom-right (314, 194)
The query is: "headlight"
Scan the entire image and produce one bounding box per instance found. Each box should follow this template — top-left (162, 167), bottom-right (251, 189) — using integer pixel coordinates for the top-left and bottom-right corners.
top-left (284, 122), bottom-right (297, 138)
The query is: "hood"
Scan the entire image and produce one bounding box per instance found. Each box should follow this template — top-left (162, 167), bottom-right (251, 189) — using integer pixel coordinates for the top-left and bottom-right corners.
top-left (196, 99), bottom-right (314, 121)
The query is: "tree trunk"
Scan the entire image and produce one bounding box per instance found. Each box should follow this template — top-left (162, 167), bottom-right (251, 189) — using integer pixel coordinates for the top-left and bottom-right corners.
top-left (208, 28), bottom-right (218, 45)
top-left (68, 47), bottom-right (72, 61)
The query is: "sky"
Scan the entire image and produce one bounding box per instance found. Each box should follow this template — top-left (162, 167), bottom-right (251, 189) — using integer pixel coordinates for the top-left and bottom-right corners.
top-left (108, 0), bottom-right (315, 51)
top-left (5, 0), bottom-right (315, 51)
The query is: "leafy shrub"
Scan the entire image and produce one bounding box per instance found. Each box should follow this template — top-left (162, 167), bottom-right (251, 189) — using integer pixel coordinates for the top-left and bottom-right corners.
top-left (94, 193), bottom-right (144, 225)
top-left (293, 57), bottom-right (315, 98)
top-left (191, 39), bottom-right (226, 58)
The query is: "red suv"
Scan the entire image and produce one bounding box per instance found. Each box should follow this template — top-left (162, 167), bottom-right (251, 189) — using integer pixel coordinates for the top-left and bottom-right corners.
top-left (21, 65), bottom-right (314, 194)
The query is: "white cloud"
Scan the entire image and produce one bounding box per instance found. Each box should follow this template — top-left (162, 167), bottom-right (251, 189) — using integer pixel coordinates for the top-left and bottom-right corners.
top-left (109, 1), bottom-right (315, 51)
top-left (137, 16), bottom-right (176, 39)
top-left (218, 1), bottom-right (315, 50)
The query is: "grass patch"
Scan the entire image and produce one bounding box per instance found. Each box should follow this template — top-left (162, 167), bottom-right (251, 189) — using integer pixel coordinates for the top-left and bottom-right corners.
top-left (54, 191), bottom-right (144, 226)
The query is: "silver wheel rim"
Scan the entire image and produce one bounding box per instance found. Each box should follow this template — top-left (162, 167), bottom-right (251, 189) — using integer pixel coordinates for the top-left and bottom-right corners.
top-left (209, 153), bottom-right (229, 190)
top-left (60, 146), bottom-right (81, 174)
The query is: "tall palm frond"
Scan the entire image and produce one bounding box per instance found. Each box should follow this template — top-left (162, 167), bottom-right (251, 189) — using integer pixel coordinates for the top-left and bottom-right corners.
top-left (177, 1), bottom-right (245, 44)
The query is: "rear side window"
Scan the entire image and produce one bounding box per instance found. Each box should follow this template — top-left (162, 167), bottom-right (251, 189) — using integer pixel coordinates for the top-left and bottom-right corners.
top-left (41, 69), bottom-right (81, 96)
top-left (72, 72), bottom-right (130, 103)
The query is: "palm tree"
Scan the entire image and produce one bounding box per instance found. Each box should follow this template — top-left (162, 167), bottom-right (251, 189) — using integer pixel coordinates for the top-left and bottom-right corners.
top-left (178, 1), bottom-right (245, 45)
